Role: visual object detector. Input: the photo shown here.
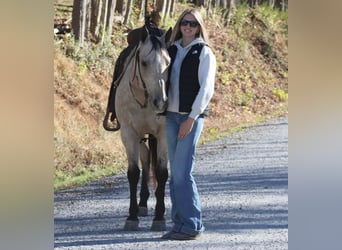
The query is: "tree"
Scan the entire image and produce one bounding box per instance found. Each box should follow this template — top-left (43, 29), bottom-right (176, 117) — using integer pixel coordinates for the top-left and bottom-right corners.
top-left (274, 0), bottom-right (287, 11)
top-left (72, 0), bottom-right (118, 45)
top-left (154, 0), bottom-right (175, 20)
top-left (89, 0), bottom-right (102, 41)
top-left (169, 0), bottom-right (176, 18)
top-left (115, 0), bottom-right (126, 15)
top-left (222, 0), bottom-right (236, 27)
top-left (72, 0), bottom-right (182, 45)
top-left (155, 0), bottom-right (166, 17)
top-left (71, 0), bottom-right (288, 46)
top-left (72, 0), bottom-right (89, 44)
top-left (106, 0), bottom-right (118, 35)
top-left (123, 0), bottom-right (133, 25)
top-left (139, 0), bottom-right (148, 20)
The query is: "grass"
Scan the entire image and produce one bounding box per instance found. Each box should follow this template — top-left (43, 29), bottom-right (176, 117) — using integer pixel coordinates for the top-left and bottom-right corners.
top-left (54, 164), bottom-right (120, 190)
top-left (54, 3), bottom-right (288, 191)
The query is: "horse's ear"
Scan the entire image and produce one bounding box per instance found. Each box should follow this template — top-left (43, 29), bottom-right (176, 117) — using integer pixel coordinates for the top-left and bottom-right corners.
top-left (141, 26), bottom-right (149, 42)
top-left (164, 27), bottom-right (172, 44)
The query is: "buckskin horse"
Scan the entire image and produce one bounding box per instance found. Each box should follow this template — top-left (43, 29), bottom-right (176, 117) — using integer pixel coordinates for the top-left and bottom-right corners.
top-left (114, 27), bottom-right (171, 231)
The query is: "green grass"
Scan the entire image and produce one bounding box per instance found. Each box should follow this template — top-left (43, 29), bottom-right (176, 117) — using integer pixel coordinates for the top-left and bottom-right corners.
top-left (273, 88), bottom-right (288, 101)
top-left (54, 163), bottom-right (122, 191)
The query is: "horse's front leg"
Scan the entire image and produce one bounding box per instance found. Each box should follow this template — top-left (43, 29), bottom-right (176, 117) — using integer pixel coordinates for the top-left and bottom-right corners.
top-left (151, 137), bottom-right (168, 231)
top-left (124, 161), bottom-right (140, 230)
top-left (138, 141), bottom-right (150, 217)
top-left (122, 133), bottom-right (141, 231)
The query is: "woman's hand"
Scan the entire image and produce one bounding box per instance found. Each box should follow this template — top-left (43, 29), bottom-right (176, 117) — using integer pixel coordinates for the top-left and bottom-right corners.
top-left (178, 117), bottom-right (195, 139)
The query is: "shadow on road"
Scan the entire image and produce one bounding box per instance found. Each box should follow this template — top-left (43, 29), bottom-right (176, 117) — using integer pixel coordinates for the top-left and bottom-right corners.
top-left (54, 118), bottom-right (288, 249)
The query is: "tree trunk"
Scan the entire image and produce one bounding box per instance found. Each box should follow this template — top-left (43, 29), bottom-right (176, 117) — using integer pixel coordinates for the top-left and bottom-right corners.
top-left (275, 0), bottom-right (287, 11)
top-left (196, 0), bottom-right (205, 6)
top-left (219, 0), bottom-right (226, 8)
top-left (163, 0), bottom-right (171, 22)
top-left (206, 0), bottom-right (212, 19)
top-left (72, 0), bottom-right (120, 44)
top-left (222, 0), bottom-right (235, 26)
top-left (85, 1), bottom-right (91, 40)
top-left (213, 0), bottom-right (220, 8)
top-left (201, 0), bottom-right (209, 8)
top-left (139, 0), bottom-right (146, 21)
top-left (248, 0), bottom-right (256, 8)
top-left (106, 0), bottom-right (117, 36)
top-left (89, 0), bottom-right (102, 41)
top-left (269, 0), bottom-right (275, 8)
top-left (169, 0), bottom-right (176, 18)
top-left (72, 0), bottom-right (89, 44)
top-left (115, 0), bottom-right (125, 15)
top-left (234, 0), bottom-right (241, 5)
top-left (100, 0), bottom-right (109, 44)
top-left (123, 0), bottom-right (133, 25)
top-left (155, 0), bottom-right (166, 17)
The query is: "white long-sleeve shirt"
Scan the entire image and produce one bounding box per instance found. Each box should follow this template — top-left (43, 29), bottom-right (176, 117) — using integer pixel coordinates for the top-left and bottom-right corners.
top-left (167, 38), bottom-right (216, 120)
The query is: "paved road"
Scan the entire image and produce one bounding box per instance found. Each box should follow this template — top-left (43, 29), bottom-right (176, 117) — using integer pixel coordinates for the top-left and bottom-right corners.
top-left (54, 117), bottom-right (288, 249)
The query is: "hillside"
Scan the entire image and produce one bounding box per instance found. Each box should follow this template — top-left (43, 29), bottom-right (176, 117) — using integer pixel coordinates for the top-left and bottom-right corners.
top-left (54, 3), bottom-right (288, 190)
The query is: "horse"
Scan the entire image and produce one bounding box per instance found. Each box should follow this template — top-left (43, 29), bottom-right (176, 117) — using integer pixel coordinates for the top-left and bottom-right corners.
top-left (114, 27), bottom-right (172, 231)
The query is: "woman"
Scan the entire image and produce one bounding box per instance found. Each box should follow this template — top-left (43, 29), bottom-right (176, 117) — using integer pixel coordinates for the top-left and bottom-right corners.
top-left (162, 8), bottom-right (216, 240)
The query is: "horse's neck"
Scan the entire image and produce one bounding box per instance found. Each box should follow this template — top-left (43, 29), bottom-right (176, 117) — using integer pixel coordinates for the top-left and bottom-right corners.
top-left (117, 49), bottom-right (140, 98)
top-left (123, 46), bottom-right (139, 81)
top-left (123, 46), bottom-right (138, 74)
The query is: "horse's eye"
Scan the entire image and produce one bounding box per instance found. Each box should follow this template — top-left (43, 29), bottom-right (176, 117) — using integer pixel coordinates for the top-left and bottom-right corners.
top-left (142, 61), bottom-right (148, 67)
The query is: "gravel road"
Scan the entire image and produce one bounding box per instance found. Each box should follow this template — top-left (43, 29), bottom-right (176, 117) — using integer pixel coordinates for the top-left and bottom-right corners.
top-left (54, 117), bottom-right (288, 249)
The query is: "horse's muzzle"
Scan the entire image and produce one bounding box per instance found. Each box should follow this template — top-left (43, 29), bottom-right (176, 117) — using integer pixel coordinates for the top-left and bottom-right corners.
top-left (153, 97), bottom-right (168, 113)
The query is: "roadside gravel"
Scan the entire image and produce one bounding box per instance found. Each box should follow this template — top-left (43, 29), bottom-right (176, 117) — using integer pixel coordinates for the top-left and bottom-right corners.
top-left (54, 117), bottom-right (288, 249)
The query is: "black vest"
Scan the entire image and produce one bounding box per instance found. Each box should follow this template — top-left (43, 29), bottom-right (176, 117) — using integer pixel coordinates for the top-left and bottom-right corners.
top-left (168, 43), bottom-right (209, 116)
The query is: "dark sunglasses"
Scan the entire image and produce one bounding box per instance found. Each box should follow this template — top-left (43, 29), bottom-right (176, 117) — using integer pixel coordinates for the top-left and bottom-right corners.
top-left (180, 19), bottom-right (199, 27)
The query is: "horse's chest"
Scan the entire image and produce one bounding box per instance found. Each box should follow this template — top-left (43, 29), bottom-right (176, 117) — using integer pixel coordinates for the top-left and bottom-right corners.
top-left (120, 109), bottom-right (163, 131)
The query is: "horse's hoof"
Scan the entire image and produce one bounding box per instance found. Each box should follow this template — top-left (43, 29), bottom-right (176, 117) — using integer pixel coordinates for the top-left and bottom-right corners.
top-left (124, 219), bottom-right (139, 231)
top-left (151, 220), bottom-right (166, 231)
top-left (138, 206), bottom-right (148, 216)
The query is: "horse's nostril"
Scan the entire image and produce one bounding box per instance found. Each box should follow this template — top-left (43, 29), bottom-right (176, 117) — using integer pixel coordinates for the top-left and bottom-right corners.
top-left (154, 99), bottom-right (161, 107)
top-left (154, 98), bottom-right (167, 110)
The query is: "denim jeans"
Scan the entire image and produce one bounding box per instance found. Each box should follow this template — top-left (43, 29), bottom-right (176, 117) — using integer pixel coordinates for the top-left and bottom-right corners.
top-left (166, 111), bottom-right (205, 235)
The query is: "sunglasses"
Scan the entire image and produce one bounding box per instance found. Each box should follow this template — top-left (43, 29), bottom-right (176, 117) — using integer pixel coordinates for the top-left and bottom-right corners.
top-left (180, 19), bottom-right (199, 28)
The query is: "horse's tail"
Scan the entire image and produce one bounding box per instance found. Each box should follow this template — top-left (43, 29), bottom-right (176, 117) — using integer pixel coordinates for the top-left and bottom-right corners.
top-left (148, 134), bottom-right (158, 191)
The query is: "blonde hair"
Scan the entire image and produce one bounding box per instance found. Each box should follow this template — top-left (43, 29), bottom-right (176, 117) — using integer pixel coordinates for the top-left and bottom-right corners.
top-left (170, 8), bottom-right (210, 45)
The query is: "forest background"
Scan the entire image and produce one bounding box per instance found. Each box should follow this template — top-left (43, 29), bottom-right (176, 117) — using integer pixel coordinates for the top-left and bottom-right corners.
top-left (54, 0), bottom-right (288, 190)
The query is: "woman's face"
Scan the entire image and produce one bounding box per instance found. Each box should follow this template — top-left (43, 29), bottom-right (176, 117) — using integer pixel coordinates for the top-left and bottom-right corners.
top-left (180, 13), bottom-right (199, 41)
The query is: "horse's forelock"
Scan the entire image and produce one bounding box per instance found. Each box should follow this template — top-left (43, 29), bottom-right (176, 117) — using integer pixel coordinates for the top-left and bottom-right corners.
top-left (139, 35), bottom-right (163, 58)
top-left (149, 35), bottom-right (162, 50)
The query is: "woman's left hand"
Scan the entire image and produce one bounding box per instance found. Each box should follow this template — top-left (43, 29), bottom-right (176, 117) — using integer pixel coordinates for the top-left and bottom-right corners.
top-left (178, 117), bottom-right (195, 139)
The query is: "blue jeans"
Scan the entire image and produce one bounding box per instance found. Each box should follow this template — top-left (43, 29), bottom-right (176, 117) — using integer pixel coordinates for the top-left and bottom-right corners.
top-left (166, 111), bottom-right (205, 235)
